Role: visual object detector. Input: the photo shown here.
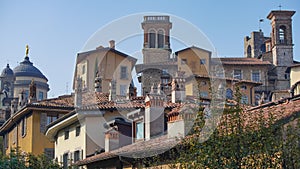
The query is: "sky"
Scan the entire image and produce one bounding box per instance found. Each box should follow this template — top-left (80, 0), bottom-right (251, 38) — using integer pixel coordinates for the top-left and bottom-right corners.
top-left (0, 0), bottom-right (299, 98)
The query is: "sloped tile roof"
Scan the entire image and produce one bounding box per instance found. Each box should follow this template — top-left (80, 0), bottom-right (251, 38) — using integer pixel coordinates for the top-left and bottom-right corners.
top-left (77, 135), bottom-right (179, 166)
top-left (212, 57), bottom-right (271, 65)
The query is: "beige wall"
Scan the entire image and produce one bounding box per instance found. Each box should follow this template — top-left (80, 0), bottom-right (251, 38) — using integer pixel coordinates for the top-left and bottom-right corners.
top-left (290, 66), bottom-right (300, 87)
top-left (177, 48), bottom-right (211, 77)
top-left (75, 50), bottom-right (135, 95)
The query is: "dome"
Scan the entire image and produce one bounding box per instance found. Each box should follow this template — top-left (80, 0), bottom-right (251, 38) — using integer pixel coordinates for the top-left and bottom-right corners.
top-left (13, 56), bottom-right (48, 81)
top-left (0, 64), bottom-right (14, 78)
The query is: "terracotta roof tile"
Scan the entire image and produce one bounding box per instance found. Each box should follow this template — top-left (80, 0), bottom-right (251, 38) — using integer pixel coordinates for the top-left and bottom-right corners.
top-left (212, 58), bottom-right (271, 65)
top-left (77, 135), bottom-right (179, 166)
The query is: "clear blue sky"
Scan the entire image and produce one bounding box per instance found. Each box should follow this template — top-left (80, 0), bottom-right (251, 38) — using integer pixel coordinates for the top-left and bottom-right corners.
top-left (0, 0), bottom-right (299, 98)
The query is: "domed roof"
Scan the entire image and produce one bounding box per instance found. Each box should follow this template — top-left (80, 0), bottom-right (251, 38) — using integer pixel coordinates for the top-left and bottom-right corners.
top-left (13, 56), bottom-right (48, 81)
top-left (0, 64), bottom-right (14, 78)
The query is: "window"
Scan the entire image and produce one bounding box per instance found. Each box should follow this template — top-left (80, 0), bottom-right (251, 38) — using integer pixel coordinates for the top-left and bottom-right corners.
top-left (120, 66), bottom-right (128, 79)
top-left (162, 69), bottom-right (168, 75)
top-left (279, 25), bottom-right (286, 43)
top-left (74, 150), bottom-right (80, 162)
top-left (161, 78), bottom-right (169, 84)
top-left (181, 59), bottom-right (187, 64)
top-left (233, 69), bottom-right (242, 79)
top-left (47, 115), bottom-right (58, 125)
top-left (21, 117), bottom-right (27, 137)
top-left (82, 65), bottom-right (86, 74)
top-left (226, 88), bottom-right (233, 100)
top-left (241, 85), bottom-right (247, 90)
top-left (157, 30), bottom-right (164, 48)
top-left (200, 81), bottom-right (207, 86)
top-left (120, 85), bottom-right (127, 96)
top-left (241, 95), bottom-right (248, 104)
top-left (247, 45), bottom-right (252, 57)
top-left (75, 126), bottom-right (80, 137)
top-left (149, 30), bottom-right (156, 48)
top-left (252, 70), bottom-right (260, 82)
top-left (63, 153), bottom-right (68, 169)
top-left (136, 121), bottom-right (144, 140)
top-left (200, 91), bottom-right (208, 98)
top-left (38, 91), bottom-right (44, 101)
top-left (200, 59), bottom-right (206, 65)
top-left (64, 130), bottom-right (69, 140)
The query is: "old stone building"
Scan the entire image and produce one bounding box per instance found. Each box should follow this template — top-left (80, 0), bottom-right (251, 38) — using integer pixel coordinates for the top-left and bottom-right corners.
top-left (240, 10), bottom-right (297, 101)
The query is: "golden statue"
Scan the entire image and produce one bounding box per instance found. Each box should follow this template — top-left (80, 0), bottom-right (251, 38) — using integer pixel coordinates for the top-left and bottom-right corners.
top-left (25, 45), bottom-right (29, 56)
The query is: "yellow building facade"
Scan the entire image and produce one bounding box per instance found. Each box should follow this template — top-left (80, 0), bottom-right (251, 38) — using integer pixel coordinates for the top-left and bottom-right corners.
top-left (0, 96), bottom-right (74, 157)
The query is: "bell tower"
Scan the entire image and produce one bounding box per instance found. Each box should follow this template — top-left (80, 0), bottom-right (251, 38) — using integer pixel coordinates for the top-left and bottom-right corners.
top-left (141, 16), bottom-right (172, 64)
top-left (267, 10), bottom-right (295, 66)
top-left (267, 10), bottom-right (295, 90)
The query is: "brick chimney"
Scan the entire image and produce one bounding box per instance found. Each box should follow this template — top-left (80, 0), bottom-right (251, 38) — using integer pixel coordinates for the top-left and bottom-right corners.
top-left (144, 84), bottom-right (165, 140)
top-left (109, 40), bottom-right (115, 49)
top-left (171, 71), bottom-right (186, 103)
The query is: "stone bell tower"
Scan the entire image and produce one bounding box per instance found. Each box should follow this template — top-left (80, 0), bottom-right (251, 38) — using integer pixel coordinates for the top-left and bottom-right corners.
top-left (267, 10), bottom-right (295, 90)
top-left (141, 15), bottom-right (172, 64)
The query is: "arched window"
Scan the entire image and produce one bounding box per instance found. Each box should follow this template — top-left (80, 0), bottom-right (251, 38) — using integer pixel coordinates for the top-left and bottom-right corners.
top-left (157, 30), bottom-right (164, 48)
top-left (247, 45), bottom-right (252, 58)
top-left (149, 30), bottom-right (156, 48)
top-left (279, 25), bottom-right (286, 44)
top-left (226, 88), bottom-right (233, 100)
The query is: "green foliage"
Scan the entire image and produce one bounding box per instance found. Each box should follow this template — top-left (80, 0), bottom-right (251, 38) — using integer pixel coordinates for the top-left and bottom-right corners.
top-left (0, 148), bottom-right (61, 169)
top-left (141, 87), bottom-right (300, 168)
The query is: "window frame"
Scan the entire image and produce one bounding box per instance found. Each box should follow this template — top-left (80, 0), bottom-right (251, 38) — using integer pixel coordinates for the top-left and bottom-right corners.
top-left (200, 59), bottom-right (206, 65)
top-left (251, 70), bottom-right (260, 82)
top-left (64, 130), bottom-right (69, 140)
top-left (233, 69), bottom-right (242, 79)
top-left (75, 126), bottom-right (81, 137)
top-left (120, 66), bottom-right (128, 79)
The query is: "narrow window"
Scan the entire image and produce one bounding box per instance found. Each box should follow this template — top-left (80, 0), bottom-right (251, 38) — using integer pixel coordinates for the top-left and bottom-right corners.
top-left (279, 25), bottom-right (286, 44)
top-left (247, 45), bottom-right (252, 57)
top-left (82, 65), bottom-right (86, 74)
top-left (149, 30), bottom-right (156, 48)
top-left (136, 121), bottom-right (144, 140)
top-left (64, 130), bottom-right (69, 140)
top-left (38, 91), bottom-right (43, 101)
top-left (120, 85), bottom-right (127, 96)
top-left (74, 150), bottom-right (80, 162)
top-left (120, 66), bottom-right (128, 79)
top-left (63, 153), bottom-right (68, 169)
top-left (241, 95), bottom-right (248, 104)
top-left (21, 117), bottom-right (27, 137)
top-left (252, 70), bottom-right (260, 82)
top-left (157, 30), bottom-right (164, 48)
top-left (226, 88), bottom-right (233, 100)
top-left (75, 126), bottom-right (80, 137)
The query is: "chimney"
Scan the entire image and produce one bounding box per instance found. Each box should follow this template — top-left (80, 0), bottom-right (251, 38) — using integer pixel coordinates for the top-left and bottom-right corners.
top-left (74, 77), bottom-right (83, 107)
top-left (109, 40), bottom-right (115, 49)
top-left (144, 89), bottom-right (165, 140)
top-left (94, 71), bottom-right (102, 92)
top-left (28, 79), bottom-right (37, 103)
top-left (171, 71), bottom-right (186, 103)
top-left (109, 79), bottom-right (116, 101)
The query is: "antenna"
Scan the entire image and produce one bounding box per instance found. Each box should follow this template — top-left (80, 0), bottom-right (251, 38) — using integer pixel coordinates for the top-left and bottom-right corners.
top-left (66, 82), bottom-right (69, 94)
top-left (278, 4), bottom-right (282, 11)
top-left (259, 19), bottom-right (264, 31)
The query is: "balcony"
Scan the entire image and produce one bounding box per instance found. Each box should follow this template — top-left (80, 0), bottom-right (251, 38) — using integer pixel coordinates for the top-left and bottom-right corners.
top-left (143, 16), bottom-right (170, 22)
